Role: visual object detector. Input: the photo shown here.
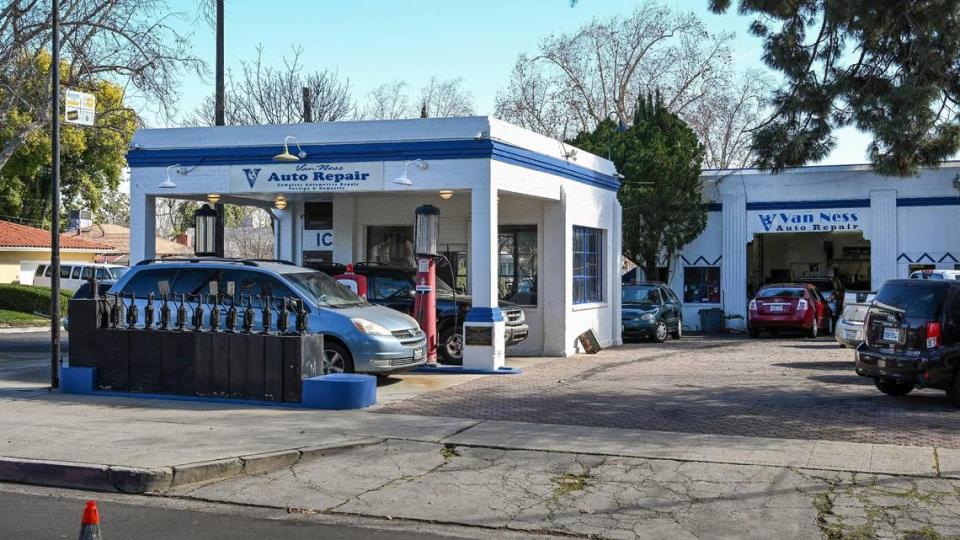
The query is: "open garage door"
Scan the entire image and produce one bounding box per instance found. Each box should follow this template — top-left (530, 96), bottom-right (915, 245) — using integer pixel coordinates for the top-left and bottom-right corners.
top-left (747, 231), bottom-right (871, 296)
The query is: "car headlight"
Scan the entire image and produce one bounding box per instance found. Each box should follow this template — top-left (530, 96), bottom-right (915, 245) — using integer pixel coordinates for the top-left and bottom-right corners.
top-left (641, 313), bottom-right (655, 321)
top-left (351, 318), bottom-right (392, 336)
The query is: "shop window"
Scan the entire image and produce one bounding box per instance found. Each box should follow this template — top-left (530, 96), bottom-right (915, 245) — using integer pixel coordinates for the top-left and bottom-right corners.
top-left (304, 202), bottom-right (332, 230)
top-left (684, 267), bottom-right (721, 303)
top-left (366, 226), bottom-right (414, 267)
top-left (498, 226), bottom-right (537, 305)
top-left (573, 226), bottom-right (604, 304)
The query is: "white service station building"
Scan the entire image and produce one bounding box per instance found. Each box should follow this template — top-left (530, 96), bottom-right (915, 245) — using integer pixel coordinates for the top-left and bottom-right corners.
top-left (665, 163), bottom-right (960, 330)
top-left (127, 117), bottom-right (623, 364)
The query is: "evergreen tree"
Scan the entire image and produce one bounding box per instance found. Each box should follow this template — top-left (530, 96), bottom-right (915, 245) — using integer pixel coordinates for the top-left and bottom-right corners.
top-left (710, 0), bottom-right (960, 175)
top-left (571, 94), bottom-right (707, 279)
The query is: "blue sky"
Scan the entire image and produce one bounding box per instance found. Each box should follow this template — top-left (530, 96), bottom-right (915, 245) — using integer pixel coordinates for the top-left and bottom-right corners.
top-left (157, 0), bottom-right (870, 165)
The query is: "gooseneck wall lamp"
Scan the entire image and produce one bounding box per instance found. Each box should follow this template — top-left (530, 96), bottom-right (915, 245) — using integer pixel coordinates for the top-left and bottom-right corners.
top-left (393, 159), bottom-right (428, 186)
top-left (273, 136), bottom-right (307, 162)
top-left (158, 164), bottom-right (184, 189)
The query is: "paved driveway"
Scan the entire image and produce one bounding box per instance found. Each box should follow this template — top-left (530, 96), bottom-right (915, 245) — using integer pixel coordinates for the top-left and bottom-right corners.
top-left (378, 335), bottom-right (960, 448)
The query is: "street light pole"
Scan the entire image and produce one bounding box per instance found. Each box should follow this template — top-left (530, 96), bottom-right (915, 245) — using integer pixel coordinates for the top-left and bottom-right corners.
top-left (213, 0), bottom-right (226, 258)
top-left (49, 0), bottom-right (61, 389)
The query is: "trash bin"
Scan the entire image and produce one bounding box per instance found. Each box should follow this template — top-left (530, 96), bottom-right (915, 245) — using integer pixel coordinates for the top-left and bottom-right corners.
top-left (698, 308), bottom-right (724, 333)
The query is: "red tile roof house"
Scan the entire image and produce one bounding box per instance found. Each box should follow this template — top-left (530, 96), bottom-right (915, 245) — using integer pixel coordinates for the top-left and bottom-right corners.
top-left (0, 220), bottom-right (113, 284)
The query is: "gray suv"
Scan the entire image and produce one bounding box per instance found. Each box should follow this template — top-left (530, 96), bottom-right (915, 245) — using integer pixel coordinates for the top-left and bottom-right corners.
top-left (109, 259), bottom-right (427, 375)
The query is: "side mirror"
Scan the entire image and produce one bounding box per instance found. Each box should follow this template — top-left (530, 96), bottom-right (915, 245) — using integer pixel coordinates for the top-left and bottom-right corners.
top-left (408, 290), bottom-right (416, 299)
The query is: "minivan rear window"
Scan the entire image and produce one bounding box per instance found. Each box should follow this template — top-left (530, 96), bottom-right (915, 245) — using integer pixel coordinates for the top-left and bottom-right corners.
top-left (873, 284), bottom-right (945, 319)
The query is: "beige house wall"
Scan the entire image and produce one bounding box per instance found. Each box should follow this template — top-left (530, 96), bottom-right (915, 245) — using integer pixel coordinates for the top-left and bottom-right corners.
top-left (0, 251), bottom-right (97, 284)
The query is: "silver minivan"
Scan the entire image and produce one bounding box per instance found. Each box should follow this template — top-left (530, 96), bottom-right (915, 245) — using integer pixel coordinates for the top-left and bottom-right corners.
top-left (33, 263), bottom-right (127, 292)
top-left (835, 291), bottom-right (876, 348)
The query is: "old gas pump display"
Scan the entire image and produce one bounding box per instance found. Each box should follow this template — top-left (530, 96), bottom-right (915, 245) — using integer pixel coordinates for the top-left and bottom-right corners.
top-left (414, 205), bottom-right (440, 363)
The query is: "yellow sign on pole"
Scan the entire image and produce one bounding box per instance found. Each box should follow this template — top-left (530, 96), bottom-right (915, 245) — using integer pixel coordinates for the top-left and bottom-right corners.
top-left (64, 89), bottom-right (96, 126)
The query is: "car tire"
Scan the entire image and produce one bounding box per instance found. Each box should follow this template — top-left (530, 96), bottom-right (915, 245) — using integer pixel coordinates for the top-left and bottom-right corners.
top-left (748, 326), bottom-right (760, 338)
top-left (651, 321), bottom-right (668, 343)
top-left (874, 379), bottom-right (913, 397)
top-left (670, 319), bottom-right (682, 340)
top-left (438, 326), bottom-right (464, 366)
top-left (808, 320), bottom-right (819, 339)
top-left (323, 342), bottom-right (355, 374)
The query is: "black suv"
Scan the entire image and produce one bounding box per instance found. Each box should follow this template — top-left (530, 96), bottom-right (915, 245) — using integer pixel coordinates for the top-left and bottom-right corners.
top-left (855, 279), bottom-right (960, 404)
top-left (317, 263), bottom-right (529, 364)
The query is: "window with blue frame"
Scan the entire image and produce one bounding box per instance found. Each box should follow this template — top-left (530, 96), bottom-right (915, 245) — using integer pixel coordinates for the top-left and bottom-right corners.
top-left (573, 226), bottom-right (604, 304)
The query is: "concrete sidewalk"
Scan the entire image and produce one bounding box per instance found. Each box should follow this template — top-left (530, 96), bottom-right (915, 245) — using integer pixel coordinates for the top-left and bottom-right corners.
top-left (1, 389), bottom-right (959, 494)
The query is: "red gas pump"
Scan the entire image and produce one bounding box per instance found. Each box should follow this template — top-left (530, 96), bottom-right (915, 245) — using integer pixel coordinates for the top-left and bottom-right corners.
top-left (413, 205), bottom-right (440, 363)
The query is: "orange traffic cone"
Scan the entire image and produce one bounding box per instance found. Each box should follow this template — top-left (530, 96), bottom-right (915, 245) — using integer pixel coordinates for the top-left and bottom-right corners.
top-left (78, 500), bottom-right (102, 540)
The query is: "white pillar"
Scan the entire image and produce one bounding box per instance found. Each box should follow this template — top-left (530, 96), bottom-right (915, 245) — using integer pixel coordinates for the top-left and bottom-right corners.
top-left (869, 190), bottom-right (898, 289)
top-left (130, 194), bottom-right (156, 264)
top-left (721, 190), bottom-right (748, 330)
top-left (333, 195), bottom-right (356, 264)
top-left (275, 209), bottom-right (295, 263)
top-left (611, 193), bottom-right (623, 346)
top-left (543, 187), bottom-right (570, 356)
top-left (462, 182), bottom-right (505, 370)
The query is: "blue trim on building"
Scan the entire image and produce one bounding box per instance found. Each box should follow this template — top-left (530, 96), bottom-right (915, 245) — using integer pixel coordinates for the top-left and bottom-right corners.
top-left (464, 307), bottom-right (504, 323)
top-left (896, 196), bottom-right (960, 207)
top-left (126, 139), bottom-right (620, 191)
top-left (705, 203), bottom-right (722, 212)
top-left (745, 199), bottom-right (871, 210)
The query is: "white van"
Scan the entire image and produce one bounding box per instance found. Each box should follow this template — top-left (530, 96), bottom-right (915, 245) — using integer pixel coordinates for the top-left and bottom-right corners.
top-left (909, 269), bottom-right (960, 280)
top-left (32, 263), bottom-right (127, 292)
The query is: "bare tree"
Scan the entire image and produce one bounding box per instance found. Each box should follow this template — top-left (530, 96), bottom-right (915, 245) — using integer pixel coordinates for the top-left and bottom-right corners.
top-left (184, 45), bottom-right (353, 126)
top-left (0, 0), bottom-right (203, 170)
top-left (493, 3), bottom-right (768, 168)
top-left (359, 77), bottom-right (476, 120)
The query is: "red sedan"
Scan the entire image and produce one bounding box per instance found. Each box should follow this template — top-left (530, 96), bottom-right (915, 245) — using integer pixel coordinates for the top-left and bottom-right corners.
top-left (748, 284), bottom-right (833, 338)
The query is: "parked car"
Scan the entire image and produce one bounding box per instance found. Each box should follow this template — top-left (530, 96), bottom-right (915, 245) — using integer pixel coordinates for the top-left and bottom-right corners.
top-left (621, 282), bottom-right (682, 343)
top-left (835, 291), bottom-right (876, 348)
top-left (319, 263), bottom-right (529, 365)
top-left (909, 269), bottom-right (960, 280)
top-left (855, 279), bottom-right (960, 404)
top-left (109, 258), bottom-right (427, 375)
top-left (34, 263), bottom-right (126, 292)
top-left (748, 283), bottom-right (833, 338)
top-left (795, 276), bottom-right (843, 323)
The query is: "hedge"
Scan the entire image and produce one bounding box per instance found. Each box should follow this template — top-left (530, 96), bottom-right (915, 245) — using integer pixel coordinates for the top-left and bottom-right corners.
top-left (0, 284), bottom-right (73, 317)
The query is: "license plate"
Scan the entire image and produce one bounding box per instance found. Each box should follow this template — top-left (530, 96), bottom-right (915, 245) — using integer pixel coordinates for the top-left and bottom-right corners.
top-left (878, 359), bottom-right (888, 368)
top-left (769, 305), bottom-right (784, 312)
top-left (882, 327), bottom-right (902, 343)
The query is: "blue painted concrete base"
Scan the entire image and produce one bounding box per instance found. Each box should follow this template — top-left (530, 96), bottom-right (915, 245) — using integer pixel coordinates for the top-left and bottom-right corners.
top-left (60, 366), bottom-right (96, 394)
top-left (301, 373), bottom-right (377, 409)
top-left (412, 365), bottom-right (522, 375)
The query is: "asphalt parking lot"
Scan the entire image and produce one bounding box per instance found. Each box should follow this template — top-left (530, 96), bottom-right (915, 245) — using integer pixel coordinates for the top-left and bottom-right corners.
top-left (378, 334), bottom-right (960, 448)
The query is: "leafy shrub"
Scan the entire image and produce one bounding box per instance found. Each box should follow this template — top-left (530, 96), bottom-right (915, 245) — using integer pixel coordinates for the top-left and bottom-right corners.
top-left (0, 284), bottom-right (73, 316)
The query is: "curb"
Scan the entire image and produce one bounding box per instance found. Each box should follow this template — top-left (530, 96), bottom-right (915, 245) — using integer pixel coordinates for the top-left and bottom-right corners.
top-left (0, 326), bottom-right (50, 334)
top-left (0, 437), bottom-right (383, 494)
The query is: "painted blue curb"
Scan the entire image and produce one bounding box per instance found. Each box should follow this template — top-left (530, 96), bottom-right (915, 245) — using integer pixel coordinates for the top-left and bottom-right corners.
top-left (412, 365), bottom-right (522, 375)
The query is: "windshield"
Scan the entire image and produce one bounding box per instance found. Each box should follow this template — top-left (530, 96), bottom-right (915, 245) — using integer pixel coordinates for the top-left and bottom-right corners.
top-left (622, 285), bottom-right (659, 304)
top-left (285, 271), bottom-right (365, 307)
top-left (757, 287), bottom-right (805, 299)
top-left (109, 267), bottom-right (127, 279)
top-left (874, 284), bottom-right (945, 319)
top-left (841, 303), bottom-right (870, 323)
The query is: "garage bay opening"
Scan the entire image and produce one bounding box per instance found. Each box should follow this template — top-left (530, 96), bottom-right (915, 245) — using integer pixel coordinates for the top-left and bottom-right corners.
top-left (747, 231), bottom-right (871, 297)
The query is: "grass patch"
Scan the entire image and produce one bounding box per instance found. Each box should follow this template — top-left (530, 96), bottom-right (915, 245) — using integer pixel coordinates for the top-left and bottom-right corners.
top-left (552, 472), bottom-right (590, 498)
top-left (440, 445), bottom-right (459, 461)
top-left (0, 309), bottom-right (49, 327)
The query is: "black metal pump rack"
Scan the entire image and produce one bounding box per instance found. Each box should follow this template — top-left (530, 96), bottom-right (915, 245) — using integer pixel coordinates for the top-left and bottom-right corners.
top-left (68, 287), bottom-right (322, 403)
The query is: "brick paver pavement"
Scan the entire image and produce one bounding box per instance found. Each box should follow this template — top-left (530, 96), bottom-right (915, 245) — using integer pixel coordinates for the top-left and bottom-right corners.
top-left (378, 335), bottom-right (960, 448)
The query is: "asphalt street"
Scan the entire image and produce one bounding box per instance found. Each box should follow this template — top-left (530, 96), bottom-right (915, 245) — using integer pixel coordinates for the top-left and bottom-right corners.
top-left (0, 490), bottom-right (462, 540)
top-left (0, 331), bottom-right (56, 389)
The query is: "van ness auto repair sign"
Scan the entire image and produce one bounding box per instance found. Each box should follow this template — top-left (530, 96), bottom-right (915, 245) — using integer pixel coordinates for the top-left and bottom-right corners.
top-left (230, 162), bottom-right (384, 193)
top-left (748, 209), bottom-right (863, 234)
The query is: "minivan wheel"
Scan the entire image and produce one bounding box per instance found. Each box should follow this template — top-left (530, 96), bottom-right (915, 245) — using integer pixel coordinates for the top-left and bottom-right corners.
top-left (670, 319), bottom-right (682, 340)
top-left (439, 326), bottom-right (464, 365)
top-left (323, 342), bottom-right (355, 374)
top-left (651, 321), bottom-right (668, 343)
top-left (874, 379), bottom-right (913, 397)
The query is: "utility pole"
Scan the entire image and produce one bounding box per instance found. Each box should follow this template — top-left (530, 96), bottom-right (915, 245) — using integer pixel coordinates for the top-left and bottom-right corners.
top-left (302, 87), bottom-right (313, 122)
top-left (49, 0), bottom-right (61, 389)
top-left (213, 0), bottom-right (225, 257)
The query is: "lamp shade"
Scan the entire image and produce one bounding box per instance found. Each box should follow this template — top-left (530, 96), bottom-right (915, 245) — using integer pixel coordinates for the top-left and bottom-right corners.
top-left (194, 204), bottom-right (218, 257)
top-left (414, 204), bottom-right (440, 256)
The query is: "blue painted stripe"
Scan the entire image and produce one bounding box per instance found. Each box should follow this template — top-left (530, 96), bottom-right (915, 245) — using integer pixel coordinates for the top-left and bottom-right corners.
top-left (746, 199), bottom-right (871, 210)
top-left (705, 202), bottom-right (722, 212)
top-left (897, 196), bottom-right (960, 207)
top-left (126, 139), bottom-right (620, 191)
top-left (464, 307), bottom-right (504, 323)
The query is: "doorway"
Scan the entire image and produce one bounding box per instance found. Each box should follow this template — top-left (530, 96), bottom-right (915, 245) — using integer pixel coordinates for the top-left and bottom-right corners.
top-left (747, 231), bottom-right (871, 296)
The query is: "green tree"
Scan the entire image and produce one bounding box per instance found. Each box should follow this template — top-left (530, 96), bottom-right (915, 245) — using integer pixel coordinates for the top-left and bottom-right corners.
top-left (571, 94), bottom-right (707, 278)
top-left (710, 0), bottom-right (960, 176)
top-left (0, 52), bottom-right (137, 227)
